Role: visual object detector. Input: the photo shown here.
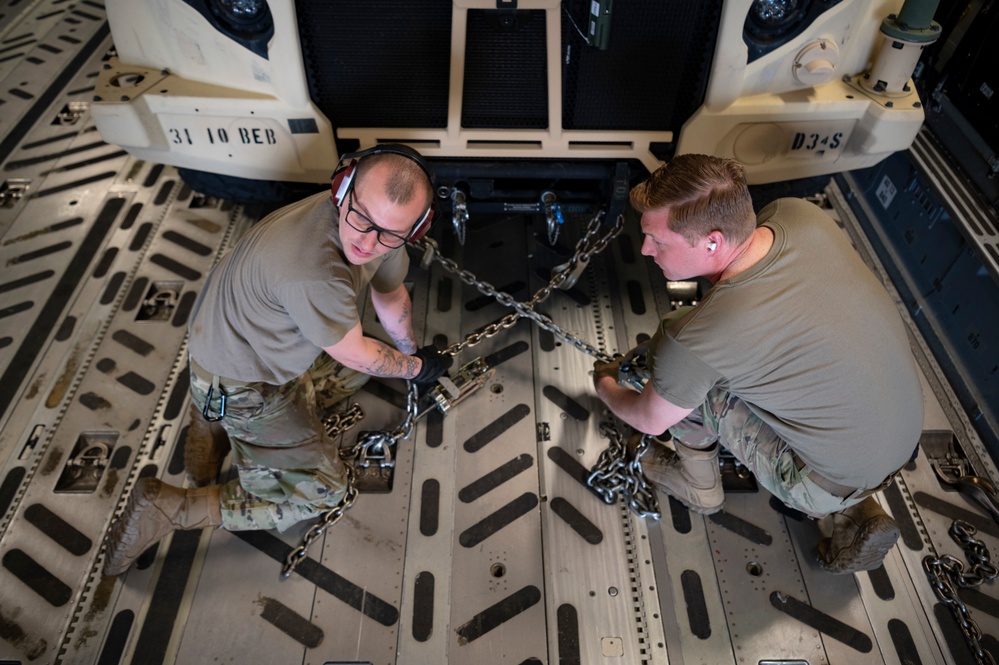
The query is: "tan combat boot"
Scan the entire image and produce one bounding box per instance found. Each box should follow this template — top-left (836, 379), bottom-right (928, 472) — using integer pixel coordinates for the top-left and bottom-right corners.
top-left (637, 437), bottom-right (724, 514)
top-left (184, 402), bottom-right (231, 486)
top-left (103, 477), bottom-right (222, 576)
top-left (816, 496), bottom-right (900, 574)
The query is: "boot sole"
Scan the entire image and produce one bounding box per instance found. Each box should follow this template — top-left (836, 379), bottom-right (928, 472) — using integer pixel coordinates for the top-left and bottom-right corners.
top-left (820, 515), bottom-right (900, 574)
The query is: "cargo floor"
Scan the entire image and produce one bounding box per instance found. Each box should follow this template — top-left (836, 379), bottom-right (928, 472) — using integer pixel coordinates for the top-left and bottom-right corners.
top-left (1, 3), bottom-right (998, 664)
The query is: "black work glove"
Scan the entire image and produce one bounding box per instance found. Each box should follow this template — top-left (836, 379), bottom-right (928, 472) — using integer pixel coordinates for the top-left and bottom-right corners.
top-left (412, 345), bottom-right (453, 385)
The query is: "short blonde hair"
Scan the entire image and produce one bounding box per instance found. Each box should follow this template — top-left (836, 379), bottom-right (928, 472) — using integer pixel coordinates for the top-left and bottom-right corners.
top-left (356, 152), bottom-right (433, 210)
top-left (630, 154), bottom-right (755, 246)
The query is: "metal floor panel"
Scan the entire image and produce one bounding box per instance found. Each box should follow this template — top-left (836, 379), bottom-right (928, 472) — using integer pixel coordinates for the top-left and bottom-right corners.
top-left (2, 3), bottom-right (999, 665)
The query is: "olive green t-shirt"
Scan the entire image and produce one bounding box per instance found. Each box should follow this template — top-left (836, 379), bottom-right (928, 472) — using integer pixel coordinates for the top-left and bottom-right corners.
top-left (650, 197), bottom-right (923, 488)
top-left (189, 190), bottom-right (408, 385)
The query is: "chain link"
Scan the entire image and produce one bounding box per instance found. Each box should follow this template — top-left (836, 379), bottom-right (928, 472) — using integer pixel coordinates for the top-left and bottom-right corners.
top-left (282, 385), bottom-right (420, 577)
top-left (923, 520), bottom-right (999, 665)
top-left (414, 209), bottom-right (622, 361)
top-left (586, 422), bottom-right (661, 519)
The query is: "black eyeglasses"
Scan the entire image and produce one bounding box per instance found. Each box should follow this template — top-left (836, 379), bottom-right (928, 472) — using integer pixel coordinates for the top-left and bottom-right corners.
top-left (343, 189), bottom-right (413, 248)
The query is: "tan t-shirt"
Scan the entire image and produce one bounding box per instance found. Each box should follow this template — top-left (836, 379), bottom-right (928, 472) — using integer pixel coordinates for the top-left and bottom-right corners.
top-left (189, 191), bottom-right (408, 385)
top-left (650, 198), bottom-right (923, 488)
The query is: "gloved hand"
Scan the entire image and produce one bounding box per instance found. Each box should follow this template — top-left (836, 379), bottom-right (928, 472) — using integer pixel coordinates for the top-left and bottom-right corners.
top-left (412, 345), bottom-right (454, 385)
top-left (592, 356), bottom-right (623, 390)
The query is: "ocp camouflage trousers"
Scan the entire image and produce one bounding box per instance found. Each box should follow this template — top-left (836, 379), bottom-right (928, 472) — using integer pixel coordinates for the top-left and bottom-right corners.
top-left (189, 353), bottom-right (369, 531)
top-left (668, 386), bottom-right (858, 518)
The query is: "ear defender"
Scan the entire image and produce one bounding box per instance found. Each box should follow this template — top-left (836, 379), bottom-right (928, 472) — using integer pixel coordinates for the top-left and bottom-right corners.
top-left (330, 144), bottom-right (436, 242)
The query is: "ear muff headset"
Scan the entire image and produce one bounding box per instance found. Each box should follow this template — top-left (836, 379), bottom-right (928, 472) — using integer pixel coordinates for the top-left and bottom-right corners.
top-left (331, 143), bottom-right (437, 243)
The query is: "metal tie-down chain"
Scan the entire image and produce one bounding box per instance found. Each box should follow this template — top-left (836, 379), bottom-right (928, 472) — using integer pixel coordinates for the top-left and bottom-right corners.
top-left (923, 520), bottom-right (999, 665)
top-left (587, 423), bottom-right (661, 518)
top-left (283, 208), bottom-right (657, 575)
top-left (282, 388), bottom-right (418, 577)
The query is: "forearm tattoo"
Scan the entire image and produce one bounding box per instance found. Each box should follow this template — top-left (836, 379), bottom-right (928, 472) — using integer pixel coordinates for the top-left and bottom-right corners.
top-left (383, 300), bottom-right (417, 354)
top-left (362, 339), bottom-right (420, 378)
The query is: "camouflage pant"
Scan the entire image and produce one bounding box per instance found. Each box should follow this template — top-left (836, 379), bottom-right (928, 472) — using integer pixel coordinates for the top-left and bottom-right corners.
top-left (668, 385), bottom-right (861, 518)
top-left (189, 353), bottom-right (369, 531)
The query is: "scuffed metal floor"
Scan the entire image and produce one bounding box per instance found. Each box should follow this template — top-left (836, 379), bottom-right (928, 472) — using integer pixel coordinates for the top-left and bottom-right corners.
top-left (1, 3), bottom-right (999, 664)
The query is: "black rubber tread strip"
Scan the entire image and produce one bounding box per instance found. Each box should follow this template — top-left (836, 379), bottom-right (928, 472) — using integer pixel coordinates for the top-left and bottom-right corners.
top-left (681, 570), bottom-right (711, 639)
top-left (121, 203), bottom-right (142, 230)
top-left (463, 403), bottom-right (531, 453)
top-left (888, 618), bottom-right (921, 664)
top-left (78, 392), bottom-right (110, 411)
top-left (162, 230), bottom-right (212, 256)
top-left (708, 511), bottom-right (773, 546)
top-left (420, 479), bottom-right (440, 536)
top-left (143, 164), bottom-right (164, 189)
top-left (550, 497), bottom-right (602, 545)
top-left (93, 247), bottom-right (116, 278)
top-left (31, 171), bottom-right (116, 198)
top-left (546, 446), bottom-right (606, 500)
top-left (171, 290), bottom-right (196, 329)
top-left (153, 180), bottom-right (175, 205)
top-left (111, 329), bottom-right (154, 356)
top-left (23, 503), bottom-right (91, 555)
top-left (99, 271), bottom-right (125, 305)
top-left (232, 530), bottom-right (399, 626)
top-left (769, 591), bottom-right (872, 652)
top-left (128, 222), bottom-right (153, 251)
top-left (163, 365), bottom-right (189, 421)
top-left (55, 316), bottom-right (76, 342)
top-left (538, 326), bottom-right (555, 351)
top-left (117, 371), bottom-right (155, 395)
top-left (459, 454), bottom-right (534, 503)
top-left (541, 385), bottom-right (589, 421)
top-left (556, 603), bottom-right (581, 664)
top-left (168, 425), bottom-right (188, 476)
top-left (0, 467), bottom-right (26, 522)
top-left (885, 483), bottom-right (926, 550)
top-left (0, 270), bottom-right (55, 294)
top-left (626, 280), bottom-right (646, 315)
top-left (455, 585), bottom-right (541, 644)
top-left (0, 21), bottom-right (109, 166)
top-left (8, 240), bottom-right (72, 264)
top-left (958, 587), bottom-right (999, 619)
top-left (121, 276), bottom-right (147, 312)
top-left (0, 337), bottom-right (11, 349)
top-left (148, 253), bottom-right (201, 281)
top-left (913, 490), bottom-right (999, 540)
top-left (482, 340), bottom-right (530, 367)
top-left (459, 492), bottom-right (539, 548)
top-left (6, 140), bottom-right (107, 169)
top-left (0, 197), bottom-right (124, 418)
top-left (436, 276), bottom-right (452, 312)
top-left (412, 572), bottom-right (435, 642)
top-left (426, 407), bottom-right (443, 448)
top-left (257, 596), bottom-right (324, 648)
top-left (669, 495), bottom-right (692, 534)
top-left (0, 301), bottom-right (32, 318)
top-left (2, 548), bottom-right (72, 607)
top-left (131, 530), bottom-right (201, 664)
top-left (867, 565), bottom-right (895, 601)
top-left (97, 610), bottom-right (134, 665)
top-left (45, 148), bottom-right (128, 174)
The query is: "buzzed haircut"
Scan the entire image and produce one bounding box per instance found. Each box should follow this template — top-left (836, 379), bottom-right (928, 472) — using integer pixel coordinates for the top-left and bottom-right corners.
top-left (630, 154), bottom-right (756, 246)
top-left (355, 152), bottom-right (433, 211)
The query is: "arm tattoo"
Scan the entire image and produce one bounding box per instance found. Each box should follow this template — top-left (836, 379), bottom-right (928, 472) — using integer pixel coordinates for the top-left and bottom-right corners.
top-left (362, 339), bottom-right (420, 378)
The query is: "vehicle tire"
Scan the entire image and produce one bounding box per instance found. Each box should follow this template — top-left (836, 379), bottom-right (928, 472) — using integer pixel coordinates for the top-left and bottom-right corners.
top-left (177, 168), bottom-right (325, 204)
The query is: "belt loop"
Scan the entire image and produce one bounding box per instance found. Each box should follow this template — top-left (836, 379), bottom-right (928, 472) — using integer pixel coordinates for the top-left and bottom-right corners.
top-left (203, 374), bottom-right (227, 422)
